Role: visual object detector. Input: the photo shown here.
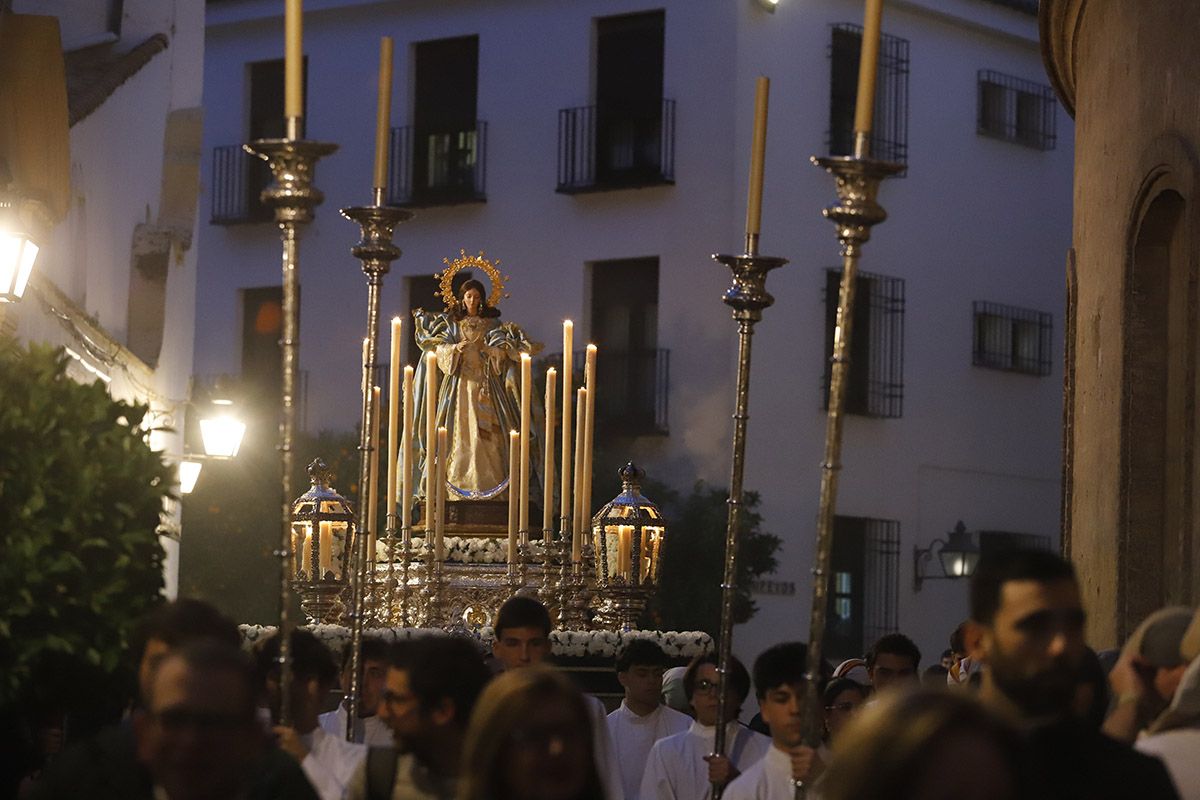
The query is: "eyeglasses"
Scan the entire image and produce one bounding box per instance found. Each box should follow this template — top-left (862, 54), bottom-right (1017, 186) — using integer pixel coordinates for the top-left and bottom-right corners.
top-left (694, 679), bottom-right (719, 695)
top-left (824, 702), bottom-right (859, 713)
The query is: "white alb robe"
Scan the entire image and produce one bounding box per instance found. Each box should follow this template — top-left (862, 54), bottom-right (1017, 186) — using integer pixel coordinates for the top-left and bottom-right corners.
top-left (607, 701), bottom-right (693, 800)
top-left (639, 721), bottom-right (771, 800)
top-left (300, 725), bottom-right (367, 800)
top-left (723, 744), bottom-right (811, 800)
top-left (318, 702), bottom-right (395, 747)
top-left (586, 694), bottom-right (627, 800)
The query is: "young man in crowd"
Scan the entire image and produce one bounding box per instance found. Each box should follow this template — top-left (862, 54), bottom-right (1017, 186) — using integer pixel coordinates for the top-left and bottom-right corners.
top-left (640, 653), bottom-right (771, 800)
top-left (967, 548), bottom-right (1180, 799)
top-left (490, 596), bottom-right (624, 800)
top-left (606, 639), bottom-right (692, 800)
top-left (865, 632), bottom-right (921, 694)
top-left (320, 637), bottom-right (393, 746)
top-left (724, 642), bottom-right (822, 800)
top-left (349, 636), bottom-right (490, 800)
top-left (258, 629), bottom-right (366, 800)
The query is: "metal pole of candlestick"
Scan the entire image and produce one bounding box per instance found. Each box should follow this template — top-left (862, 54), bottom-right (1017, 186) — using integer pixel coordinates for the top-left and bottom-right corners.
top-left (710, 236), bottom-right (787, 784)
top-left (801, 134), bottom-right (901, 759)
top-left (341, 198), bottom-right (412, 736)
top-left (244, 116), bottom-right (337, 727)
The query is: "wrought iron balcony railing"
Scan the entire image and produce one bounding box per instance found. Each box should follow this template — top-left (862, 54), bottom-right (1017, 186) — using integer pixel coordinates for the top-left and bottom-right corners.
top-left (210, 144), bottom-right (273, 225)
top-left (387, 122), bottom-right (488, 207)
top-left (557, 99), bottom-right (676, 194)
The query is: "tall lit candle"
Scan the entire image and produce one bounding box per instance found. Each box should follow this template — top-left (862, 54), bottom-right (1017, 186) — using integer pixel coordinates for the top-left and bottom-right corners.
top-left (745, 76), bottom-right (770, 239)
top-left (318, 521), bottom-right (332, 577)
top-left (508, 429), bottom-right (520, 565)
top-left (373, 36), bottom-right (394, 194)
top-left (854, 0), bottom-right (885, 139)
top-left (361, 338), bottom-right (370, 398)
top-left (435, 426), bottom-right (448, 560)
top-left (386, 317), bottom-right (401, 525)
top-left (519, 353), bottom-right (532, 541)
top-left (542, 368), bottom-right (557, 544)
top-left (572, 387), bottom-right (586, 562)
top-left (581, 344), bottom-right (597, 538)
top-left (560, 321), bottom-right (574, 530)
top-left (401, 365), bottom-right (414, 535)
top-left (424, 350), bottom-right (437, 528)
top-left (300, 529), bottom-right (312, 578)
top-left (284, 0), bottom-right (303, 122)
top-left (368, 385), bottom-right (382, 562)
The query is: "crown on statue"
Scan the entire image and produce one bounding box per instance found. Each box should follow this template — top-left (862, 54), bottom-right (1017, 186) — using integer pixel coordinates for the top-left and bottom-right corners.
top-left (436, 250), bottom-right (511, 311)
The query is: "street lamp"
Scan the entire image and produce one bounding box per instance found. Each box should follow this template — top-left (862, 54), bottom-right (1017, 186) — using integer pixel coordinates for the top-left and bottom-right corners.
top-left (179, 459), bottom-right (203, 494)
top-left (591, 463), bottom-right (668, 632)
top-left (199, 398), bottom-right (246, 458)
top-left (0, 198), bottom-right (38, 303)
top-left (913, 521), bottom-right (981, 591)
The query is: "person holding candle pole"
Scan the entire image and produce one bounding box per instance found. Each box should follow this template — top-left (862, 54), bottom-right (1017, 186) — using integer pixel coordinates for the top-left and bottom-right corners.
top-left (412, 254), bottom-right (540, 510)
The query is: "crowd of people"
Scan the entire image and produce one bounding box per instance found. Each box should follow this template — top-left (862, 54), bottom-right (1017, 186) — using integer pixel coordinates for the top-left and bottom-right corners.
top-left (14, 548), bottom-right (1200, 799)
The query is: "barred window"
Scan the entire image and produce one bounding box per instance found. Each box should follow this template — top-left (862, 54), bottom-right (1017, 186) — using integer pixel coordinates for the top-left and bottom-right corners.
top-left (972, 301), bottom-right (1053, 376)
top-left (977, 70), bottom-right (1057, 150)
top-left (824, 516), bottom-right (900, 662)
top-left (828, 23), bottom-right (910, 168)
top-left (823, 269), bottom-right (905, 418)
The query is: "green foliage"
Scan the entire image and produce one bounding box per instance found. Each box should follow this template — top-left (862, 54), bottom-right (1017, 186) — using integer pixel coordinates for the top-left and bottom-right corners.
top-left (638, 478), bottom-right (781, 636)
top-left (0, 336), bottom-right (172, 709)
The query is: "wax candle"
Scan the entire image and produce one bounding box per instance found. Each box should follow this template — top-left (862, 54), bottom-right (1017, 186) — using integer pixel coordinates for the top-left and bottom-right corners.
top-left (560, 320), bottom-right (573, 529)
top-left (424, 350), bottom-right (437, 528)
top-left (386, 318), bottom-right (401, 524)
top-left (618, 525), bottom-right (633, 580)
top-left (361, 338), bottom-right (370, 398)
top-left (508, 429), bottom-right (519, 565)
top-left (519, 353), bottom-right (532, 540)
top-left (368, 385), bottom-right (381, 562)
top-left (854, 0), bottom-right (885, 138)
top-left (401, 365), bottom-right (414, 535)
top-left (746, 76), bottom-right (770, 238)
top-left (301, 529), bottom-right (312, 578)
top-left (436, 426), bottom-right (448, 561)
top-left (284, 0), bottom-right (303, 122)
top-left (373, 36), bottom-right (394, 193)
top-left (581, 345), bottom-right (597, 537)
top-left (572, 387), bottom-right (586, 562)
top-left (542, 368), bottom-right (557, 544)
top-left (318, 521), bottom-right (332, 578)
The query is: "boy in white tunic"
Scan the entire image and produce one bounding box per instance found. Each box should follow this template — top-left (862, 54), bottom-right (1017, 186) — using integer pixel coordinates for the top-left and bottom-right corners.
top-left (607, 640), bottom-right (692, 800)
top-left (640, 653), bottom-right (770, 800)
top-left (724, 642), bottom-right (823, 800)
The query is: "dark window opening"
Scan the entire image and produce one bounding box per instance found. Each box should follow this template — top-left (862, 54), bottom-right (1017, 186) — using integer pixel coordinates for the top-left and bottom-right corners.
top-left (976, 70), bottom-right (1057, 150)
top-left (972, 301), bottom-right (1052, 376)
top-left (828, 24), bottom-right (909, 169)
top-left (824, 515), bottom-right (900, 663)
top-left (822, 269), bottom-right (905, 418)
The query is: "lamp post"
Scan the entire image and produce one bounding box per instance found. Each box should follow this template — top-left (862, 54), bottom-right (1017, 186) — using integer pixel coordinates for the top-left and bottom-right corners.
top-left (590, 463), bottom-right (667, 632)
top-left (913, 521), bottom-right (981, 591)
top-left (290, 459), bottom-right (356, 623)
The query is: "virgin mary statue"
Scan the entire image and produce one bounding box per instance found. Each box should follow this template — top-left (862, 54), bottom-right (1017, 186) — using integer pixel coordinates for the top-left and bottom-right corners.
top-left (412, 256), bottom-right (539, 501)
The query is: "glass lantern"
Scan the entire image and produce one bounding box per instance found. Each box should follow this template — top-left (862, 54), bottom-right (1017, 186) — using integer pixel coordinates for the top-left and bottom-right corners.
top-left (290, 459), bottom-right (355, 623)
top-left (591, 462), bottom-right (667, 632)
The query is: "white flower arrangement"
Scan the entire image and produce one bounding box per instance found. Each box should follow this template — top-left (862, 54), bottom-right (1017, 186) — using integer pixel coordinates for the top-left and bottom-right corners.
top-left (240, 623), bottom-right (712, 661)
top-left (408, 536), bottom-right (513, 564)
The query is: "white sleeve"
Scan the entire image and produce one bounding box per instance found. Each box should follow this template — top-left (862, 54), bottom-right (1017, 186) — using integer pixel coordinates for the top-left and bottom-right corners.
top-left (639, 741), bottom-right (676, 800)
top-left (301, 752), bottom-right (346, 800)
top-left (589, 697), bottom-right (625, 800)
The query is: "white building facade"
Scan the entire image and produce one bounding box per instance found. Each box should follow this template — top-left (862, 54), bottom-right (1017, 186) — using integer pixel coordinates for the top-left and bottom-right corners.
top-left (197, 0), bottom-right (1071, 665)
top-left (3, 0), bottom-right (206, 597)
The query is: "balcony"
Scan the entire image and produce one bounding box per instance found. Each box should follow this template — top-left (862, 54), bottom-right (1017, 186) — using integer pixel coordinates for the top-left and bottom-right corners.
top-left (210, 144), bottom-right (272, 225)
top-left (387, 122), bottom-right (487, 208)
top-left (557, 99), bottom-right (676, 194)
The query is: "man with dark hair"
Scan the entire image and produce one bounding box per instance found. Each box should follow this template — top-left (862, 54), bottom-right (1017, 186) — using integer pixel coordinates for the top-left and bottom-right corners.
top-left (865, 633), bottom-right (920, 694)
top-left (607, 640), bottom-right (691, 800)
top-left (349, 636), bottom-right (489, 800)
top-left (725, 642), bottom-right (821, 800)
top-left (258, 629), bottom-right (365, 800)
top-left (131, 598), bottom-right (241, 707)
top-left (641, 652), bottom-right (770, 800)
top-left (319, 637), bottom-right (392, 746)
top-left (967, 548), bottom-right (1179, 799)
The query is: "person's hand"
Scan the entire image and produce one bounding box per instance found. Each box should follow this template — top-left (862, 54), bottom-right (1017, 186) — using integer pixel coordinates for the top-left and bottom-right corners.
top-left (786, 745), bottom-right (824, 783)
top-left (1108, 649), bottom-right (1149, 702)
top-left (703, 754), bottom-right (738, 787)
top-left (272, 725), bottom-right (310, 762)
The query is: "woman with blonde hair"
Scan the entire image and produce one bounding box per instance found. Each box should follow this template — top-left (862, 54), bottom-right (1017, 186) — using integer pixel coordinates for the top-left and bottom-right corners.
top-left (819, 688), bottom-right (1022, 800)
top-left (457, 667), bottom-right (605, 800)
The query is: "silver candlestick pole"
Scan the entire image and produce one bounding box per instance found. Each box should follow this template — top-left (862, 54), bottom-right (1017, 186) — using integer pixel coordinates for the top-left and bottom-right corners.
top-left (244, 117), bottom-right (336, 728)
top-left (800, 135), bottom-right (901, 757)
top-left (341, 199), bottom-right (412, 733)
top-left (555, 517), bottom-right (573, 629)
top-left (710, 235), bottom-right (787, 788)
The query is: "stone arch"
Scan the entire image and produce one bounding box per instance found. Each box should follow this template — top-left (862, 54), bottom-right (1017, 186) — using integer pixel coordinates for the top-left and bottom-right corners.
top-left (1119, 143), bottom-right (1199, 638)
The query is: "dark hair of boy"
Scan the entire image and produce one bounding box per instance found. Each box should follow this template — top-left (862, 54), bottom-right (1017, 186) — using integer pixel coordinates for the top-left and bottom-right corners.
top-left (130, 599), bottom-right (240, 663)
top-left (969, 548), bottom-right (1077, 625)
top-left (866, 633), bottom-right (922, 671)
top-left (615, 639), bottom-right (670, 673)
top-left (752, 642), bottom-right (809, 699)
top-left (255, 628), bottom-right (339, 688)
top-left (405, 636), bottom-right (491, 722)
top-left (683, 653), bottom-right (751, 703)
top-left (494, 596), bottom-right (552, 638)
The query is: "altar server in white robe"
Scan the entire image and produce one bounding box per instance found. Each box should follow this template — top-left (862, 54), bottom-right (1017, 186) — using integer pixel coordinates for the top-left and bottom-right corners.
top-left (492, 596), bottom-right (626, 800)
top-left (640, 654), bottom-right (770, 800)
top-left (607, 640), bottom-right (692, 800)
top-left (724, 643), bottom-right (824, 800)
top-left (318, 638), bottom-right (395, 746)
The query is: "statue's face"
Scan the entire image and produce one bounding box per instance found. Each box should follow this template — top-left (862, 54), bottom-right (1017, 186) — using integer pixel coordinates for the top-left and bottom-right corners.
top-left (462, 287), bottom-right (483, 317)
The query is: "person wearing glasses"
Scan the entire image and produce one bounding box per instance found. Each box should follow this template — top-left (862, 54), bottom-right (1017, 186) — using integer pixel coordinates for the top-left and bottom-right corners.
top-left (820, 677), bottom-right (868, 754)
top-left (639, 653), bottom-right (770, 800)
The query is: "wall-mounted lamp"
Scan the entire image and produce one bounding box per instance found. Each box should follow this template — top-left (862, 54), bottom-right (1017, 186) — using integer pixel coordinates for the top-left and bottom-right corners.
top-left (913, 521), bottom-right (980, 591)
top-left (179, 459), bottom-right (203, 494)
top-left (0, 192), bottom-right (39, 303)
top-left (198, 397), bottom-right (246, 458)
top-left (755, 0), bottom-right (781, 11)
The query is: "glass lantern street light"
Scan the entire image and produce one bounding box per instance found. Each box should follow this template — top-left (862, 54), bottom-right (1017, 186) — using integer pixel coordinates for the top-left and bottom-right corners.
top-left (913, 521), bottom-right (981, 591)
top-left (591, 462), bottom-right (668, 632)
top-left (178, 459), bottom-right (203, 495)
top-left (199, 398), bottom-right (246, 458)
top-left (290, 459), bottom-right (356, 624)
top-left (0, 199), bottom-right (39, 304)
